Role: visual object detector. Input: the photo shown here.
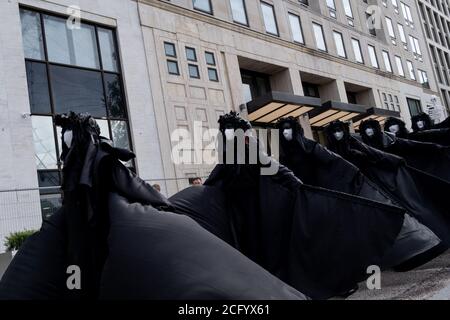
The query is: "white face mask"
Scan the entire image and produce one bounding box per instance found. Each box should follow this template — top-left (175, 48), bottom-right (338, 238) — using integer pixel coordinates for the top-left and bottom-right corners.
top-left (365, 128), bottom-right (375, 137)
top-left (334, 131), bottom-right (344, 141)
top-left (283, 129), bottom-right (293, 141)
top-left (417, 121), bottom-right (425, 129)
top-left (63, 130), bottom-right (73, 148)
top-left (224, 129), bottom-right (235, 141)
top-left (389, 124), bottom-right (400, 134)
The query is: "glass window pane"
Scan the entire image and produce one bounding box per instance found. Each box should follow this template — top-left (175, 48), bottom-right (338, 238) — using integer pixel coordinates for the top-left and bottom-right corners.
top-left (186, 47), bottom-right (197, 61)
top-left (368, 45), bottom-right (379, 68)
top-left (111, 120), bottom-right (130, 150)
top-left (352, 39), bottom-right (363, 63)
top-left (261, 2), bottom-right (278, 35)
top-left (98, 28), bottom-right (119, 72)
top-left (96, 119), bottom-right (111, 139)
top-left (25, 61), bottom-right (51, 114)
top-left (208, 68), bottom-right (218, 81)
top-left (40, 193), bottom-right (62, 220)
top-left (342, 0), bottom-right (353, 18)
top-left (32, 116), bottom-right (58, 170)
top-left (167, 60), bottom-right (180, 75)
top-left (164, 42), bottom-right (176, 57)
top-left (20, 9), bottom-right (45, 60)
top-left (50, 65), bottom-right (106, 117)
top-left (188, 64), bottom-right (200, 78)
top-left (333, 31), bottom-right (346, 57)
top-left (44, 15), bottom-right (99, 69)
top-left (205, 52), bottom-right (216, 65)
top-left (395, 56), bottom-right (405, 76)
top-left (193, 0), bottom-right (212, 13)
top-left (313, 23), bottom-right (327, 51)
top-left (288, 14), bottom-right (304, 44)
top-left (37, 170), bottom-right (60, 194)
top-left (382, 51), bottom-right (392, 72)
top-left (104, 73), bottom-right (126, 118)
top-left (230, 0), bottom-right (248, 25)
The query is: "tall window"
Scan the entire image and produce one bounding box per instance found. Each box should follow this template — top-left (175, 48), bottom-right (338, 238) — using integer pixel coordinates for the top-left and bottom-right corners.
top-left (406, 60), bottom-right (416, 80)
top-left (395, 55), bottom-right (405, 76)
top-left (368, 45), bottom-right (379, 68)
top-left (333, 31), bottom-right (347, 58)
top-left (288, 13), bottom-right (304, 44)
top-left (382, 51), bottom-right (393, 73)
top-left (260, 2), bottom-right (279, 36)
top-left (313, 23), bottom-right (327, 52)
top-left (20, 8), bottom-right (130, 219)
top-left (397, 23), bottom-right (407, 44)
top-left (385, 17), bottom-right (396, 39)
top-left (230, 0), bottom-right (248, 25)
top-left (407, 97), bottom-right (422, 116)
top-left (342, 0), bottom-right (353, 18)
top-left (193, 0), bottom-right (213, 14)
top-left (351, 38), bottom-right (364, 63)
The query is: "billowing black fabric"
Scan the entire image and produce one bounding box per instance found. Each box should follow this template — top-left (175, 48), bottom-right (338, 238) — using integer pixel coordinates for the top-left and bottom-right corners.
top-left (408, 128), bottom-right (450, 147)
top-left (335, 137), bottom-right (450, 247)
top-left (433, 117), bottom-right (450, 129)
top-left (382, 135), bottom-right (450, 184)
top-left (0, 211), bottom-right (67, 299)
top-left (170, 162), bottom-right (406, 299)
top-left (0, 136), bottom-right (307, 300)
top-left (100, 193), bottom-right (305, 300)
top-left (278, 128), bottom-right (442, 271)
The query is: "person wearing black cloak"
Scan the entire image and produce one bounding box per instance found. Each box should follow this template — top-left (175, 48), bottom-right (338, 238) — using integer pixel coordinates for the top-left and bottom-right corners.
top-left (326, 120), bottom-right (450, 255)
top-left (170, 112), bottom-right (428, 299)
top-left (360, 118), bottom-right (450, 185)
top-left (383, 117), bottom-right (409, 139)
top-left (0, 112), bottom-right (308, 300)
top-left (407, 113), bottom-right (450, 146)
top-left (275, 117), bottom-right (444, 271)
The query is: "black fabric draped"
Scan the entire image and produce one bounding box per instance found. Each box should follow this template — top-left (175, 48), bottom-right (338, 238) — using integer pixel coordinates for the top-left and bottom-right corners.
top-left (328, 134), bottom-right (450, 249)
top-left (0, 138), bottom-right (307, 300)
top-left (171, 159), bottom-right (406, 299)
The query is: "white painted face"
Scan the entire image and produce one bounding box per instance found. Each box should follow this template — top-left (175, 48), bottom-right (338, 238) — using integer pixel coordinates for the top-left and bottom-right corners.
top-left (283, 128), bottom-right (293, 141)
top-left (416, 120), bottom-right (425, 129)
top-left (224, 129), bottom-right (235, 141)
top-left (365, 128), bottom-right (375, 137)
top-left (63, 130), bottom-right (73, 148)
top-left (389, 124), bottom-right (400, 134)
top-left (334, 131), bottom-right (344, 141)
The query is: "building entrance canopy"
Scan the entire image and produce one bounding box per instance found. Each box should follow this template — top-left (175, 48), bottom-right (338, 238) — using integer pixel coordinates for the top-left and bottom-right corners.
top-left (246, 91), bottom-right (400, 131)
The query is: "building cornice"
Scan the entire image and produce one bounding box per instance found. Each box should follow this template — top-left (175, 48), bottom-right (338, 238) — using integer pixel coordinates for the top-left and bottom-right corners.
top-left (138, 0), bottom-right (438, 94)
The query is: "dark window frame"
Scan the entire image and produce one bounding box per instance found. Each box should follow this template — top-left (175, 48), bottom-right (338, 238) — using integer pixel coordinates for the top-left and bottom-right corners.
top-left (192, 0), bottom-right (214, 15)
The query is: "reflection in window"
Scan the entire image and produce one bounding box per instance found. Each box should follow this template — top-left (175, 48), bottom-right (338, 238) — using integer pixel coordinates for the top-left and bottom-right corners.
top-left (98, 28), bottom-right (119, 72)
top-left (261, 2), bottom-right (278, 36)
top-left (313, 23), bottom-right (327, 52)
top-left (44, 15), bottom-right (100, 69)
top-left (167, 60), bottom-right (180, 75)
top-left (188, 64), bottom-right (200, 79)
top-left (19, 9), bottom-right (44, 60)
top-left (50, 65), bottom-right (106, 117)
top-left (37, 170), bottom-right (60, 194)
top-left (230, 0), bottom-right (248, 25)
top-left (205, 52), bottom-right (216, 65)
top-left (26, 61), bottom-right (51, 114)
top-left (104, 73), bottom-right (126, 118)
top-left (208, 68), bottom-right (218, 81)
top-left (40, 194), bottom-right (62, 220)
top-left (97, 119), bottom-right (111, 139)
top-left (32, 116), bottom-right (58, 170)
top-left (111, 120), bottom-right (130, 150)
top-left (193, 0), bottom-right (213, 14)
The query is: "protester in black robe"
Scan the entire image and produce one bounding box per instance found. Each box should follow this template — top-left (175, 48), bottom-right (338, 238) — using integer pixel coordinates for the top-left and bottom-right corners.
top-left (326, 120), bottom-right (450, 253)
top-left (0, 112), bottom-right (307, 300)
top-left (360, 118), bottom-right (450, 184)
top-left (383, 117), bottom-right (409, 139)
top-left (407, 113), bottom-right (450, 146)
top-left (170, 112), bottom-right (420, 299)
top-left (275, 117), bottom-right (443, 270)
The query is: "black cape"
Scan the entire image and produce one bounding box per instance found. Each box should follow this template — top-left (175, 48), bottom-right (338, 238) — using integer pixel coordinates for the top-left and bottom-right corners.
top-left (329, 135), bottom-right (450, 249)
top-left (0, 138), bottom-right (307, 300)
top-left (278, 130), bottom-right (443, 270)
top-left (171, 157), bottom-right (407, 299)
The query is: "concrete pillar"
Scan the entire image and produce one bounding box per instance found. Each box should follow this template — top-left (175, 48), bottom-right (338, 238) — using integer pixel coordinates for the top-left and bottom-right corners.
top-left (223, 52), bottom-right (245, 112)
top-left (319, 78), bottom-right (348, 103)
